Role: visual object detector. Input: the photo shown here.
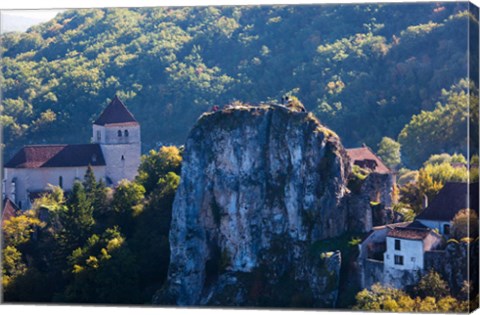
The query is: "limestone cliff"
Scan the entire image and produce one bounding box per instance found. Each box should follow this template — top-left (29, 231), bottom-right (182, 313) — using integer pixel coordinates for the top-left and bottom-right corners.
top-left (156, 105), bottom-right (352, 307)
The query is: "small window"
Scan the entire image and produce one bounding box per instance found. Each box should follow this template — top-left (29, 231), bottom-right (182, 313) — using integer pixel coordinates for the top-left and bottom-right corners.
top-left (18, 201), bottom-right (22, 209)
top-left (11, 179), bottom-right (16, 203)
top-left (444, 224), bottom-right (450, 235)
top-left (411, 257), bottom-right (416, 262)
top-left (124, 129), bottom-right (129, 137)
top-left (394, 255), bottom-right (404, 265)
top-left (96, 130), bottom-right (101, 141)
top-left (118, 130), bottom-right (122, 137)
top-left (92, 154), bottom-right (97, 163)
top-left (59, 176), bottom-right (63, 188)
top-left (121, 155), bottom-right (125, 161)
top-left (395, 239), bottom-right (401, 251)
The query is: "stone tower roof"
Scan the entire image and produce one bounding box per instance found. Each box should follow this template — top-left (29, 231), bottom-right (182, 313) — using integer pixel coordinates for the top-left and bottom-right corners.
top-left (94, 95), bottom-right (138, 126)
top-left (346, 146), bottom-right (391, 174)
top-left (5, 144), bottom-right (105, 168)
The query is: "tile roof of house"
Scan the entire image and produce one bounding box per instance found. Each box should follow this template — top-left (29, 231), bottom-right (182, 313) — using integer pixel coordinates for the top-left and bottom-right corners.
top-left (416, 182), bottom-right (479, 222)
top-left (346, 146), bottom-right (391, 174)
top-left (5, 144), bottom-right (105, 168)
top-left (2, 198), bottom-right (19, 226)
top-left (94, 95), bottom-right (138, 126)
top-left (387, 221), bottom-right (433, 240)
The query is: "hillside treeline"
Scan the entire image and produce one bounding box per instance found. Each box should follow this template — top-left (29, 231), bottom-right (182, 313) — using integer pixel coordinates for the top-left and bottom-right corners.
top-left (1, 3), bottom-right (478, 167)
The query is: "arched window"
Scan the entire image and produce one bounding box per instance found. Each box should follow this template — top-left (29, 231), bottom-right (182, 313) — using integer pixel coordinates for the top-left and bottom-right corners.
top-left (118, 130), bottom-right (122, 137)
top-left (124, 129), bottom-right (129, 137)
top-left (121, 155), bottom-right (125, 161)
top-left (59, 176), bottom-right (63, 188)
top-left (11, 179), bottom-right (16, 203)
top-left (96, 130), bottom-right (101, 141)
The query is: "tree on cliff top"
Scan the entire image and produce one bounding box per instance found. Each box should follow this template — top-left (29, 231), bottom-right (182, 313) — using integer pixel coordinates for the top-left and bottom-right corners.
top-left (451, 209), bottom-right (479, 240)
top-left (376, 137), bottom-right (401, 170)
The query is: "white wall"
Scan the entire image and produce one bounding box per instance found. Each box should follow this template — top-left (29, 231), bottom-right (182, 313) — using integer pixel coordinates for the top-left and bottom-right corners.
top-left (417, 219), bottom-right (451, 235)
top-left (93, 124), bottom-right (141, 145)
top-left (93, 124), bottom-right (141, 185)
top-left (4, 166), bottom-right (106, 210)
top-left (384, 237), bottom-right (424, 270)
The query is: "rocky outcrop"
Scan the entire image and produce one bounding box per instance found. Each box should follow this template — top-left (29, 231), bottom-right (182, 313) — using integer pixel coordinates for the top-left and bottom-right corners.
top-left (155, 105), bottom-right (354, 307)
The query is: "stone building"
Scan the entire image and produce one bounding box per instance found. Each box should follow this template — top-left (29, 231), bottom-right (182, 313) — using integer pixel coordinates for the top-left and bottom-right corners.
top-left (358, 221), bottom-right (442, 289)
top-left (357, 181), bottom-right (479, 290)
top-left (3, 96), bottom-right (141, 210)
top-left (346, 145), bottom-right (395, 208)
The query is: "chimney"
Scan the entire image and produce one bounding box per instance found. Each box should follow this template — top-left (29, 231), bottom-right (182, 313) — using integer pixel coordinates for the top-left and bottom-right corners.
top-left (423, 194), bottom-right (428, 209)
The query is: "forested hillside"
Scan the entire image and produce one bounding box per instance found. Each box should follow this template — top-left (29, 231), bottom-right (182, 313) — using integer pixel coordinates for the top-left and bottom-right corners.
top-left (1, 3), bottom-right (478, 167)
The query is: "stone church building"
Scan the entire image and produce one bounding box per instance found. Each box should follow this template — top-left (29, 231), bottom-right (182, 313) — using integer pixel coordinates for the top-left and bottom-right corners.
top-left (3, 96), bottom-right (141, 210)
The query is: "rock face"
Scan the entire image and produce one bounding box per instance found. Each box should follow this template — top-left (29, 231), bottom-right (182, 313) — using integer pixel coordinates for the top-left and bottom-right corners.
top-left (157, 105), bottom-right (353, 307)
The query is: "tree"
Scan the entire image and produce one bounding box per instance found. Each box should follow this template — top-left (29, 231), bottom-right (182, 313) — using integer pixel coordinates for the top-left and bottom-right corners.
top-left (2, 213), bottom-right (42, 247)
top-left (2, 246), bottom-right (27, 288)
top-left (377, 137), bottom-right (401, 170)
top-left (83, 166), bottom-right (109, 223)
top-left (415, 270), bottom-right (450, 300)
top-left (451, 209), bottom-right (479, 240)
top-left (354, 283), bottom-right (465, 312)
top-left (354, 283), bottom-right (415, 311)
top-left (424, 153), bottom-right (467, 166)
top-left (64, 226), bottom-right (141, 304)
top-left (60, 181), bottom-right (95, 253)
top-left (136, 146), bottom-right (182, 194)
top-left (110, 180), bottom-right (145, 235)
top-left (399, 80), bottom-right (477, 168)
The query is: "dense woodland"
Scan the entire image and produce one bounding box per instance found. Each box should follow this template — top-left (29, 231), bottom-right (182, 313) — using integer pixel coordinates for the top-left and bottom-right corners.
top-left (1, 3), bottom-right (479, 309)
top-left (1, 4), bottom-right (478, 167)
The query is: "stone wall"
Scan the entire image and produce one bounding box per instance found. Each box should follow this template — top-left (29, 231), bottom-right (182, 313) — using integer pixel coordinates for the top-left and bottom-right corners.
top-left (425, 242), bottom-right (479, 295)
top-left (345, 173), bottom-right (395, 233)
top-left (360, 258), bottom-right (384, 289)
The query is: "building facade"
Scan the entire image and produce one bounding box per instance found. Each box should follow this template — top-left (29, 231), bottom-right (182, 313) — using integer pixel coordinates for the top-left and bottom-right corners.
top-left (3, 96), bottom-right (141, 210)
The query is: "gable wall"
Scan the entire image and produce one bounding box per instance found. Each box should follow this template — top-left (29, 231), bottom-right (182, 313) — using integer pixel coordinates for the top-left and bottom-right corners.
top-left (384, 237), bottom-right (424, 270)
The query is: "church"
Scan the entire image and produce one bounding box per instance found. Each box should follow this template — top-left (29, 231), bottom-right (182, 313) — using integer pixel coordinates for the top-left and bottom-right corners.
top-left (3, 96), bottom-right (141, 210)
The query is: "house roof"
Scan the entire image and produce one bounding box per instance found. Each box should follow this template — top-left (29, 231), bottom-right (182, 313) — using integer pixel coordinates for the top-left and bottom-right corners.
top-left (346, 146), bottom-right (391, 174)
top-left (387, 221), bottom-right (432, 240)
top-left (5, 144), bottom-right (105, 169)
top-left (2, 198), bottom-right (19, 226)
top-left (416, 182), bottom-right (479, 222)
top-left (94, 95), bottom-right (138, 126)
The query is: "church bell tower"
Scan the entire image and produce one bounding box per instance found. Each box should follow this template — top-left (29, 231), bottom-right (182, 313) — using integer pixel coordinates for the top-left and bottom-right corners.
top-left (92, 96), bottom-right (141, 185)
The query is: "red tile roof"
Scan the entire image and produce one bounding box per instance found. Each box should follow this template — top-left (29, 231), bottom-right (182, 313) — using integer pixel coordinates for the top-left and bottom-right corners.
top-left (5, 144), bottom-right (105, 168)
top-left (2, 198), bottom-right (19, 226)
top-left (387, 221), bottom-right (433, 240)
top-left (94, 95), bottom-right (138, 126)
top-left (416, 182), bottom-right (479, 222)
top-left (346, 146), bottom-right (391, 174)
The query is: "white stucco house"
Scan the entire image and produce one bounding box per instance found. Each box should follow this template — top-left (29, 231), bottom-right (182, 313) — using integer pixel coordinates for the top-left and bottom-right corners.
top-left (358, 181), bottom-right (479, 289)
top-left (3, 96), bottom-right (141, 210)
top-left (384, 221), bottom-right (442, 272)
top-left (416, 182), bottom-right (479, 236)
top-left (358, 221), bottom-right (443, 289)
